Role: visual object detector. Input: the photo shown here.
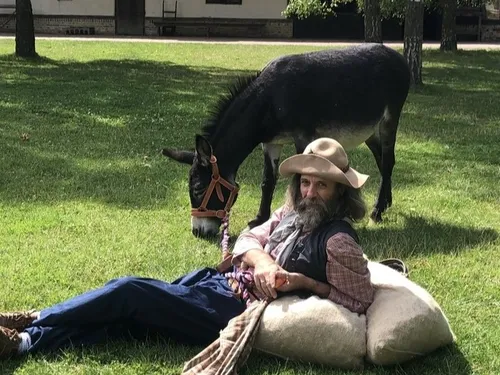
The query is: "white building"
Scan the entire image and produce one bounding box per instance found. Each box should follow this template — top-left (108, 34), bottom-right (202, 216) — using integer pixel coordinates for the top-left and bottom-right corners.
top-left (0, 0), bottom-right (293, 38)
top-left (1, 0), bottom-right (499, 40)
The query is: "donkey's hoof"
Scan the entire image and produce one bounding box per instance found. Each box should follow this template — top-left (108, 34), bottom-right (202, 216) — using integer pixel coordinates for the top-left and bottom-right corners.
top-left (370, 209), bottom-right (383, 223)
top-left (386, 200), bottom-right (392, 208)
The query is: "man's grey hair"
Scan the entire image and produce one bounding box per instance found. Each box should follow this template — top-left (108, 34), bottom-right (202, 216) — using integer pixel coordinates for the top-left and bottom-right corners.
top-left (285, 174), bottom-right (367, 222)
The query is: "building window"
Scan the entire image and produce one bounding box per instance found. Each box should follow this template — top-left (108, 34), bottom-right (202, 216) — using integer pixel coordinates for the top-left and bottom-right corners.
top-left (206, 0), bottom-right (242, 4)
top-left (485, 0), bottom-right (500, 19)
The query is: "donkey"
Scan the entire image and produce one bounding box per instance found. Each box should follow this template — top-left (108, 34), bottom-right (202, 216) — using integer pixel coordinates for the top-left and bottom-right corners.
top-left (163, 44), bottom-right (410, 238)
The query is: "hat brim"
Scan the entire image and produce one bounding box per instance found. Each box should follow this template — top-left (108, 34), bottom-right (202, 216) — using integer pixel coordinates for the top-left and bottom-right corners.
top-left (279, 154), bottom-right (369, 189)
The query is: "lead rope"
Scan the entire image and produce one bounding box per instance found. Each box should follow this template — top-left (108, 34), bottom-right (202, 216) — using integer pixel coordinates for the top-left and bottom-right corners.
top-left (220, 215), bottom-right (231, 260)
top-left (220, 215), bottom-right (255, 306)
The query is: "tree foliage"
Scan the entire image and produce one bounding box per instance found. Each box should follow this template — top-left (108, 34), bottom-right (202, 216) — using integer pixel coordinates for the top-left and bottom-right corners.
top-left (283, 0), bottom-right (488, 21)
top-left (370, 0), bottom-right (486, 19)
top-left (282, 0), bottom-right (336, 19)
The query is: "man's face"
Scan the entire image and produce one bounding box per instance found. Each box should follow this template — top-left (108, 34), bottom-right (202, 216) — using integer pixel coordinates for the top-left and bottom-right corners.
top-left (297, 175), bottom-right (338, 231)
top-left (299, 175), bottom-right (337, 202)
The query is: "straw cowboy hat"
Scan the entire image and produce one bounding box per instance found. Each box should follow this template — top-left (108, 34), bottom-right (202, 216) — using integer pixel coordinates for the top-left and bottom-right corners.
top-left (279, 138), bottom-right (369, 189)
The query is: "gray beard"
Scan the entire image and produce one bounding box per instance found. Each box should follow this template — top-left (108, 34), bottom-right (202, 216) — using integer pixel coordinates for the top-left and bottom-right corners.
top-left (296, 197), bottom-right (335, 232)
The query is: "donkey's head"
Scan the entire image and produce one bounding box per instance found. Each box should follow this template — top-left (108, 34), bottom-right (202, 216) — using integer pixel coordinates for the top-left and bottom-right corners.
top-left (163, 135), bottom-right (239, 238)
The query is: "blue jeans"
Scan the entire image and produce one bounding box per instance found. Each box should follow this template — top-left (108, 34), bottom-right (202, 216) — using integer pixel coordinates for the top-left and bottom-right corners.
top-left (24, 268), bottom-right (245, 353)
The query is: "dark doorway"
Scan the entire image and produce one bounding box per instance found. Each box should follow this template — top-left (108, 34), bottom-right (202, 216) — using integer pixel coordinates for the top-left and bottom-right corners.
top-left (116, 0), bottom-right (145, 35)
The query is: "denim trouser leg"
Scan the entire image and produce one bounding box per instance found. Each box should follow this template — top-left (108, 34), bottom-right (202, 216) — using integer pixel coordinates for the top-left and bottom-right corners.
top-left (24, 268), bottom-right (245, 353)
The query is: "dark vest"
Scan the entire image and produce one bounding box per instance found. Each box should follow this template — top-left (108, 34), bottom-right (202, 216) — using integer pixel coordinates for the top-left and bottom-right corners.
top-left (281, 220), bottom-right (359, 283)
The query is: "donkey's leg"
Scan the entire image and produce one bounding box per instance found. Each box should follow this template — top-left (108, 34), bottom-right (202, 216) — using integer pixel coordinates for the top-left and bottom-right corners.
top-left (247, 143), bottom-right (283, 229)
top-left (294, 134), bottom-right (314, 154)
top-left (365, 134), bottom-right (388, 222)
top-left (369, 107), bottom-right (401, 222)
top-left (365, 134), bottom-right (383, 175)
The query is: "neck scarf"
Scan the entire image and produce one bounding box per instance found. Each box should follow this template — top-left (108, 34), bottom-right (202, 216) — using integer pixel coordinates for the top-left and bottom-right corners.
top-left (266, 210), bottom-right (303, 267)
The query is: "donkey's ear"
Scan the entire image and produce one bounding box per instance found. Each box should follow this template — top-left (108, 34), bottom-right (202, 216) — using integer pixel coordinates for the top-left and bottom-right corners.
top-left (162, 148), bottom-right (195, 165)
top-left (195, 135), bottom-right (213, 167)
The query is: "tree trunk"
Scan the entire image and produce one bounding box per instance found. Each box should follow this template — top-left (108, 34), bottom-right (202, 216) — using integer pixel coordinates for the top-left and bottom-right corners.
top-left (364, 0), bottom-right (383, 43)
top-left (404, 0), bottom-right (424, 87)
top-left (15, 0), bottom-right (37, 58)
top-left (440, 0), bottom-right (457, 51)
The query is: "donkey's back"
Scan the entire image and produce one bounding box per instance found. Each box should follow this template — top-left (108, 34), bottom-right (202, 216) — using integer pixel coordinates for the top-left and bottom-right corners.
top-left (258, 44), bottom-right (409, 147)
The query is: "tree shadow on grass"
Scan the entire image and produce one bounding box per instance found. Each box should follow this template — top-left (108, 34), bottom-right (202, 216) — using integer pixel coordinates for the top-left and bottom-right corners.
top-left (0, 338), bottom-right (199, 375)
top-left (390, 344), bottom-right (473, 375)
top-left (402, 84), bottom-right (500, 148)
top-left (423, 49), bottom-right (500, 74)
top-left (0, 55), bottom-right (257, 209)
top-left (0, 342), bottom-right (471, 375)
top-left (244, 343), bottom-right (471, 375)
top-left (1, 50), bottom-right (499, 213)
top-left (219, 213), bottom-right (497, 261)
top-left (400, 51), bottom-right (500, 171)
top-left (359, 214), bottom-right (498, 259)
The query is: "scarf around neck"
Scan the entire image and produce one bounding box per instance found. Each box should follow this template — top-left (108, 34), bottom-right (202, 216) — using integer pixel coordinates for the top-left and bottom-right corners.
top-left (266, 210), bottom-right (303, 267)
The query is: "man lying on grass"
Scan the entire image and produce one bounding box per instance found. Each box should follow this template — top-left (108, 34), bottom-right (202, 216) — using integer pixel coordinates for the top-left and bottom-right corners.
top-left (0, 138), bottom-right (374, 359)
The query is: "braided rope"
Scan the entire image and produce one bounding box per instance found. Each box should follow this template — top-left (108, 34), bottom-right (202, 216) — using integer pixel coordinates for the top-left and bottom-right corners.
top-left (220, 215), bottom-right (255, 306)
top-left (220, 215), bottom-right (231, 260)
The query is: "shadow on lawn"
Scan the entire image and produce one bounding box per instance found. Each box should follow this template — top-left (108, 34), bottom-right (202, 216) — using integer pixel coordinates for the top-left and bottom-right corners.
top-left (246, 343), bottom-right (472, 375)
top-left (408, 50), bottom-right (500, 145)
top-left (423, 49), bottom-right (500, 83)
top-left (0, 55), bottom-right (256, 209)
top-left (1, 51), bottom-right (499, 212)
top-left (359, 214), bottom-right (498, 259)
top-left (0, 343), bottom-right (471, 375)
top-left (403, 50), bottom-right (500, 160)
top-left (0, 340), bottom-right (198, 375)
top-left (219, 213), bottom-right (498, 258)
top-left (391, 344), bottom-right (473, 375)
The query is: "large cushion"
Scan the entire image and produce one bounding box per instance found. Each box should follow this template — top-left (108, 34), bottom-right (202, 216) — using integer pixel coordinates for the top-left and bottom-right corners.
top-left (366, 261), bottom-right (455, 365)
top-left (254, 294), bottom-right (366, 369)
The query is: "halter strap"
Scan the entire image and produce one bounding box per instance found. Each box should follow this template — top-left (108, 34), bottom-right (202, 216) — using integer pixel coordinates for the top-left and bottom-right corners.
top-left (191, 155), bottom-right (239, 220)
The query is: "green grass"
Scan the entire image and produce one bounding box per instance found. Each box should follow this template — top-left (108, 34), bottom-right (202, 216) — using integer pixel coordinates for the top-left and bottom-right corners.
top-left (0, 40), bottom-right (499, 375)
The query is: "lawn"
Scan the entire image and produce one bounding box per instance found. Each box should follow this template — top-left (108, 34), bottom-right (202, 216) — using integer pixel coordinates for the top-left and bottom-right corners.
top-left (0, 39), bottom-right (499, 375)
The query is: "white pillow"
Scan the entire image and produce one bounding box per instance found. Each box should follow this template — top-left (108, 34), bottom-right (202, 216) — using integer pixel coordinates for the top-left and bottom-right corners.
top-left (254, 295), bottom-right (366, 369)
top-left (366, 261), bottom-right (455, 365)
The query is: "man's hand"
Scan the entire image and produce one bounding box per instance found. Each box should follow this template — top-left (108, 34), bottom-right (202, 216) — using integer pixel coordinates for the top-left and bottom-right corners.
top-left (253, 260), bottom-right (285, 299)
top-left (275, 270), bottom-right (331, 298)
top-left (274, 270), bottom-right (305, 293)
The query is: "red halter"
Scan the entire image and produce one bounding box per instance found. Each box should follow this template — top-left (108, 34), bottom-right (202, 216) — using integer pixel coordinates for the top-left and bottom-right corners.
top-left (191, 155), bottom-right (239, 220)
